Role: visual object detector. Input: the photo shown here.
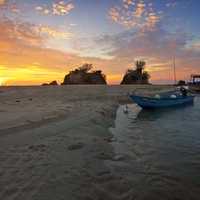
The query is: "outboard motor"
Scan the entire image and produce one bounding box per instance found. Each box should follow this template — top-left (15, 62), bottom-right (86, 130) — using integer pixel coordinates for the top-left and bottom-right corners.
top-left (180, 86), bottom-right (188, 97)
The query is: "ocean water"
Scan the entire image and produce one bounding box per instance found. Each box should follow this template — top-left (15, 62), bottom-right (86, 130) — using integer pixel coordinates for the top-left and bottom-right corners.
top-left (110, 96), bottom-right (200, 199)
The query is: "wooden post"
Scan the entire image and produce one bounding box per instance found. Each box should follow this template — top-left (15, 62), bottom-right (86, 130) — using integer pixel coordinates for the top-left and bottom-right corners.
top-left (173, 56), bottom-right (176, 85)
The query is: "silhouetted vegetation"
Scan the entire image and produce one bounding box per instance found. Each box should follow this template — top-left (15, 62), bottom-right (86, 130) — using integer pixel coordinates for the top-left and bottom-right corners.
top-left (42, 80), bottom-right (58, 86)
top-left (62, 64), bottom-right (107, 85)
top-left (121, 60), bottom-right (150, 84)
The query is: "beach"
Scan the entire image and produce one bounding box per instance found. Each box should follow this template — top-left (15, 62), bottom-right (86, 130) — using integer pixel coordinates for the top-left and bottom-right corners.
top-left (0, 85), bottom-right (170, 131)
top-left (1, 85), bottom-right (200, 200)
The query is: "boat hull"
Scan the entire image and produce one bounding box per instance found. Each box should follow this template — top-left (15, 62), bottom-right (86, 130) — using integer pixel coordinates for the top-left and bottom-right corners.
top-left (189, 85), bottom-right (200, 92)
top-left (130, 95), bottom-right (194, 109)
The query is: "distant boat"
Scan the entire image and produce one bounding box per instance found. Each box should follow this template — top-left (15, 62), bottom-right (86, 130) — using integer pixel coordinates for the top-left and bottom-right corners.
top-left (189, 74), bottom-right (200, 92)
top-left (129, 92), bottom-right (194, 109)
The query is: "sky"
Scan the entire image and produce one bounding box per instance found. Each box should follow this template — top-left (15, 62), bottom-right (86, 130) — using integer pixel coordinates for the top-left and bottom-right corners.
top-left (0, 0), bottom-right (200, 85)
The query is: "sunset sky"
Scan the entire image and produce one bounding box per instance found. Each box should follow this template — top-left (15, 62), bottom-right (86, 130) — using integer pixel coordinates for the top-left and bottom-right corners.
top-left (0, 0), bottom-right (200, 85)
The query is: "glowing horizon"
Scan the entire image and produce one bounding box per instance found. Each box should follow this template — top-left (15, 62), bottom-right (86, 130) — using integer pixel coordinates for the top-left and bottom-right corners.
top-left (0, 0), bottom-right (200, 86)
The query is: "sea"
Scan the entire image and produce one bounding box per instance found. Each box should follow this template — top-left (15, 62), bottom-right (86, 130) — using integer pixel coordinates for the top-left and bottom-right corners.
top-left (109, 96), bottom-right (200, 199)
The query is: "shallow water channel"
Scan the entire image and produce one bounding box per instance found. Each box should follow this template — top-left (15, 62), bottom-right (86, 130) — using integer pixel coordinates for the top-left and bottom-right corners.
top-left (109, 97), bottom-right (200, 199)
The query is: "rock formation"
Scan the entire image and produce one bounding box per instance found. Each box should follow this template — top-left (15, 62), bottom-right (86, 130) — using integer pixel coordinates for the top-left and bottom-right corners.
top-left (42, 80), bottom-right (58, 86)
top-left (62, 64), bottom-right (107, 85)
top-left (49, 80), bottom-right (58, 85)
top-left (121, 60), bottom-right (150, 84)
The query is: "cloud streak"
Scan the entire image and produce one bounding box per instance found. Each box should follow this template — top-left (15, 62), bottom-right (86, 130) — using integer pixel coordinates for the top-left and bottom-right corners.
top-left (36, 25), bottom-right (73, 40)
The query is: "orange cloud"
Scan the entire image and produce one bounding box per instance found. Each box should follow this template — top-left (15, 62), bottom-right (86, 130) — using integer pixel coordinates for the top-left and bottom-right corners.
top-left (0, 0), bottom-right (21, 14)
top-left (134, 1), bottom-right (145, 18)
top-left (35, 1), bottom-right (74, 16)
top-left (1, 11), bottom-right (200, 86)
top-left (0, 17), bottom-right (116, 85)
top-left (0, 17), bottom-right (43, 46)
top-left (53, 1), bottom-right (74, 15)
top-left (109, 0), bottom-right (162, 31)
top-left (0, 0), bottom-right (6, 5)
top-left (35, 6), bottom-right (50, 15)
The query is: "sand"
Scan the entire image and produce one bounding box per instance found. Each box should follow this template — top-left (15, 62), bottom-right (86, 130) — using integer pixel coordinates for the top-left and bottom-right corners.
top-left (0, 85), bottom-right (172, 200)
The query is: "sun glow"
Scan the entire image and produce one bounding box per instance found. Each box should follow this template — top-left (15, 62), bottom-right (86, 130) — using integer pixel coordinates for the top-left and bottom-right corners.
top-left (0, 77), bottom-right (7, 86)
top-left (0, 66), bottom-right (65, 86)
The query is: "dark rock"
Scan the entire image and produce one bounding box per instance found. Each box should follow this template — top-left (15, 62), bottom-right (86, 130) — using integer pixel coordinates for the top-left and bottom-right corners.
top-left (121, 60), bottom-right (150, 84)
top-left (28, 144), bottom-right (47, 152)
top-left (103, 136), bottom-right (115, 143)
top-left (62, 64), bottom-right (107, 85)
top-left (112, 154), bottom-right (126, 161)
top-left (49, 80), bottom-right (58, 85)
top-left (42, 80), bottom-right (58, 86)
top-left (68, 142), bottom-right (84, 150)
top-left (97, 152), bottom-right (113, 160)
top-left (96, 169), bottom-right (111, 176)
top-left (42, 83), bottom-right (49, 86)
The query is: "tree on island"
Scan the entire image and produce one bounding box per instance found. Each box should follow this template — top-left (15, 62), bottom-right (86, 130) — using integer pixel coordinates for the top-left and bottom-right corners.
top-left (62, 63), bottom-right (107, 85)
top-left (177, 80), bottom-right (186, 86)
top-left (121, 60), bottom-right (150, 84)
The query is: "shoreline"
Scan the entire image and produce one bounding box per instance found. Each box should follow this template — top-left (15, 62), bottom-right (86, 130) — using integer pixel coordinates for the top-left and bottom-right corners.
top-left (0, 85), bottom-right (173, 133)
top-left (0, 85), bottom-right (173, 200)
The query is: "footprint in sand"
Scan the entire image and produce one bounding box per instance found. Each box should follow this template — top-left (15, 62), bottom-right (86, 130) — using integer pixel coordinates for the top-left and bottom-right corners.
top-left (28, 144), bottom-right (47, 152)
top-left (68, 142), bottom-right (85, 151)
top-left (83, 176), bottom-right (135, 200)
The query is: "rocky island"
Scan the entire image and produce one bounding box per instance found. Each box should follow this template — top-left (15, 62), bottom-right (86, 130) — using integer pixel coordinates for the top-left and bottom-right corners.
top-left (121, 60), bottom-right (150, 84)
top-left (42, 80), bottom-right (58, 86)
top-left (62, 64), bottom-right (107, 85)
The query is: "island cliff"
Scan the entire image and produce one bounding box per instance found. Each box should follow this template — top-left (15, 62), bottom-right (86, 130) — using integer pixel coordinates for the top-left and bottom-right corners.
top-left (121, 60), bottom-right (150, 84)
top-left (62, 64), bottom-right (107, 85)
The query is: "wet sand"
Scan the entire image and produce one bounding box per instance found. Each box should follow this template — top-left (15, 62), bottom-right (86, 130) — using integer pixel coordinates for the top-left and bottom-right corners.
top-left (109, 103), bottom-right (200, 200)
top-left (0, 85), bottom-right (173, 200)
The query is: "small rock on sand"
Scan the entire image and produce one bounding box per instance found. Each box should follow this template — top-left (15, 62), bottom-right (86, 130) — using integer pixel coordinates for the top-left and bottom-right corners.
top-left (97, 152), bottom-right (113, 160)
top-left (96, 169), bottom-right (111, 176)
top-left (28, 144), bottom-right (47, 152)
top-left (112, 154), bottom-right (126, 161)
top-left (68, 142), bottom-right (84, 151)
top-left (104, 136), bottom-right (117, 143)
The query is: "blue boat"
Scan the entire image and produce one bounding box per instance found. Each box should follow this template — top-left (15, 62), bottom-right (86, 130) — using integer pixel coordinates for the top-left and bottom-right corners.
top-left (129, 93), bottom-right (194, 109)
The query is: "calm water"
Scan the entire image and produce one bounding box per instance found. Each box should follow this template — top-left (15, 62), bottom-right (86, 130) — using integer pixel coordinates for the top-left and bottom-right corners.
top-left (109, 96), bottom-right (200, 199)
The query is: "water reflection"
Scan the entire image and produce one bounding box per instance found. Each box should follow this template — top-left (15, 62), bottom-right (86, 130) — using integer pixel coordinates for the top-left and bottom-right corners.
top-left (136, 103), bottom-right (194, 121)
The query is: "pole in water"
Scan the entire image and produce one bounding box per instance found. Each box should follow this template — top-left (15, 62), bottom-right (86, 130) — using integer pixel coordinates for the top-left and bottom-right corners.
top-left (123, 104), bottom-right (128, 114)
top-left (173, 56), bottom-right (177, 85)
